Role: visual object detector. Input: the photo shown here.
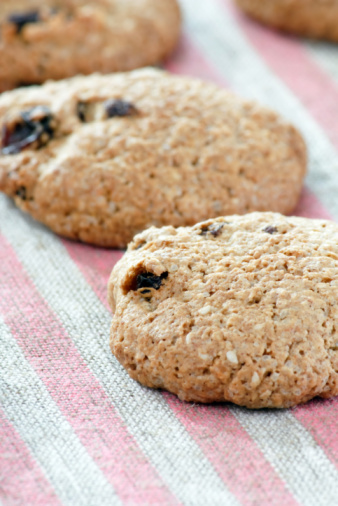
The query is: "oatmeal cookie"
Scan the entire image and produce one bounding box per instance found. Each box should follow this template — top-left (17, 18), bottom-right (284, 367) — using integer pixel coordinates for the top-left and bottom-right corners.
top-left (0, 0), bottom-right (181, 91)
top-left (236, 0), bottom-right (338, 42)
top-left (109, 212), bottom-right (338, 408)
top-left (0, 69), bottom-right (306, 247)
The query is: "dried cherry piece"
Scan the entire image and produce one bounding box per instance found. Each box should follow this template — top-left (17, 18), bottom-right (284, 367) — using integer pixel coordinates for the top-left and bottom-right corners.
top-left (263, 225), bottom-right (278, 235)
top-left (1, 107), bottom-right (55, 155)
top-left (104, 99), bottom-right (137, 118)
top-left (8, 10), bottom-right (40, 33)
top-left (136, 271), bottom-right (168, 293)
top-left (200, 223), bottom-right (224, 237)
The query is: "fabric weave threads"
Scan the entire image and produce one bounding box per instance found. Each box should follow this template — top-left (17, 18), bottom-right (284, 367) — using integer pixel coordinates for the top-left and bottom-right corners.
top-left (2, 0), bottom-right (338, 504)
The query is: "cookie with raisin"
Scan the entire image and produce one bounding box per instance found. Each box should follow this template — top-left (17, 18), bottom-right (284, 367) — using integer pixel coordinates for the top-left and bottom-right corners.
top-left (0, 0), bottom-right (181, 91)
top-left (0, 69), bottom-right (306, 247)
top-left (109, 212), bottom-right (338, 408)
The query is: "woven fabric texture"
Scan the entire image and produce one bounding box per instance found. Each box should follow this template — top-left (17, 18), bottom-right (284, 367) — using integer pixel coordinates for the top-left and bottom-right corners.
top-left (2, 0), bottom-right (338, 504)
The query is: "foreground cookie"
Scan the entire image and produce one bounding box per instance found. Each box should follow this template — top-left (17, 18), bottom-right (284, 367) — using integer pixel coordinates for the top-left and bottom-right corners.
top-left (0, 0), bottom-right (180, 91)
top-left (0, 69), bottom-right (306, 247)
top-left (236, 0), bottom-right (338, 42)
top-left (109, 213), bottom-right (338, 409)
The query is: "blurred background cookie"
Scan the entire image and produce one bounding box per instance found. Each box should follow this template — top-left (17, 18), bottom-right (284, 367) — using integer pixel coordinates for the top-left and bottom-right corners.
top-left (235, 0), bottom-right (338, 42)
top-left (0, 69), bottom-right (306, 247)
top-left (0, 0), bottom-right (181, 92)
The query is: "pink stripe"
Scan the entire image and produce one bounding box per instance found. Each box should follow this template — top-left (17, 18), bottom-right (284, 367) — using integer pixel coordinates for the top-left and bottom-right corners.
top-left (165, 34), bottom-right (227, 86)
top-left (164, 393), bottom-right (299, 506)
top-left (293, 398), bottom-right (338, 468)
top-left (63, 243), bottom-right (297, 505)
top-left (0, 234), bottom-right (178, 506)
top-left (293, 188), bottom-right (333, 220)
top-left (227, 0), bottom-right (338, 149)
top-left (0, 408), bottom-right (60, 506)
top-left (62, 240), bottom-right (123, 311)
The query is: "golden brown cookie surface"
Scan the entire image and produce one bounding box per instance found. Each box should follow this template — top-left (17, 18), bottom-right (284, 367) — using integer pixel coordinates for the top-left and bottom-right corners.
top-left (0, 0), bottom-right (180, 91)
top-left (236, 0), bottom-right (338, 41)
top-left (0, 69), bottom-right (306, 247)
top-left (109, 212), bottom-right (338, 409)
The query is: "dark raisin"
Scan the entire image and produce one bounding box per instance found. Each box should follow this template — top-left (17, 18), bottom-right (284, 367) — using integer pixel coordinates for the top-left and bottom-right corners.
top-left (136, 271), bottom-right (168, 291)
top-left (104, 99), bottom-right (137, 118)
top-left (77, 102), bottom-right (87, 123)
top-left (200, 223), bottom-right (224, 237)
top-left (1, 107), bottom-right (55, 155)
top-left (17, 82), bottom-right (39, 88)
top-left (263, 225), bottom-right (278, 235)
top-left (8, 10), bottom-right (40, 33)
top-left (15, 186), bottom-right (27, 200)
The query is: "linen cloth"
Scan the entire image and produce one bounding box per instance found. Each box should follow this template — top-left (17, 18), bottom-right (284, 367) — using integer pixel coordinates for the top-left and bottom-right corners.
top-left (2, 0), bottom-right (338, 504)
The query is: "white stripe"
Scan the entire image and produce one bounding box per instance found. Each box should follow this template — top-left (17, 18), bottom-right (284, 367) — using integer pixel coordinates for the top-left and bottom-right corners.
top-left (232, 407), bottom-right (338, 506)
top-left (305, 41), bottom-right (338, 85)
top-left (180, 0), bottom-right (338, 222)
top-left (0, 195), bottom-right (240, 506)
top-left (0, 316), bottom-right (120, 506)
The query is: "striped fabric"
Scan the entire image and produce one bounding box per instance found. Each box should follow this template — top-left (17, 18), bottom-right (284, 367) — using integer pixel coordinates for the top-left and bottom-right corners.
top-left (1, 0), bottom-right (338, 504)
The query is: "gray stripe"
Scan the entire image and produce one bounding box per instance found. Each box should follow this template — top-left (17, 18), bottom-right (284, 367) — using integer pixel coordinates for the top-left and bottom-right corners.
top-left (0, 316), bottom-right (120, 506)
top-left (0, 195), bottom-right (240, 506)
top-left (180, 0), bottom-right (338, 221)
